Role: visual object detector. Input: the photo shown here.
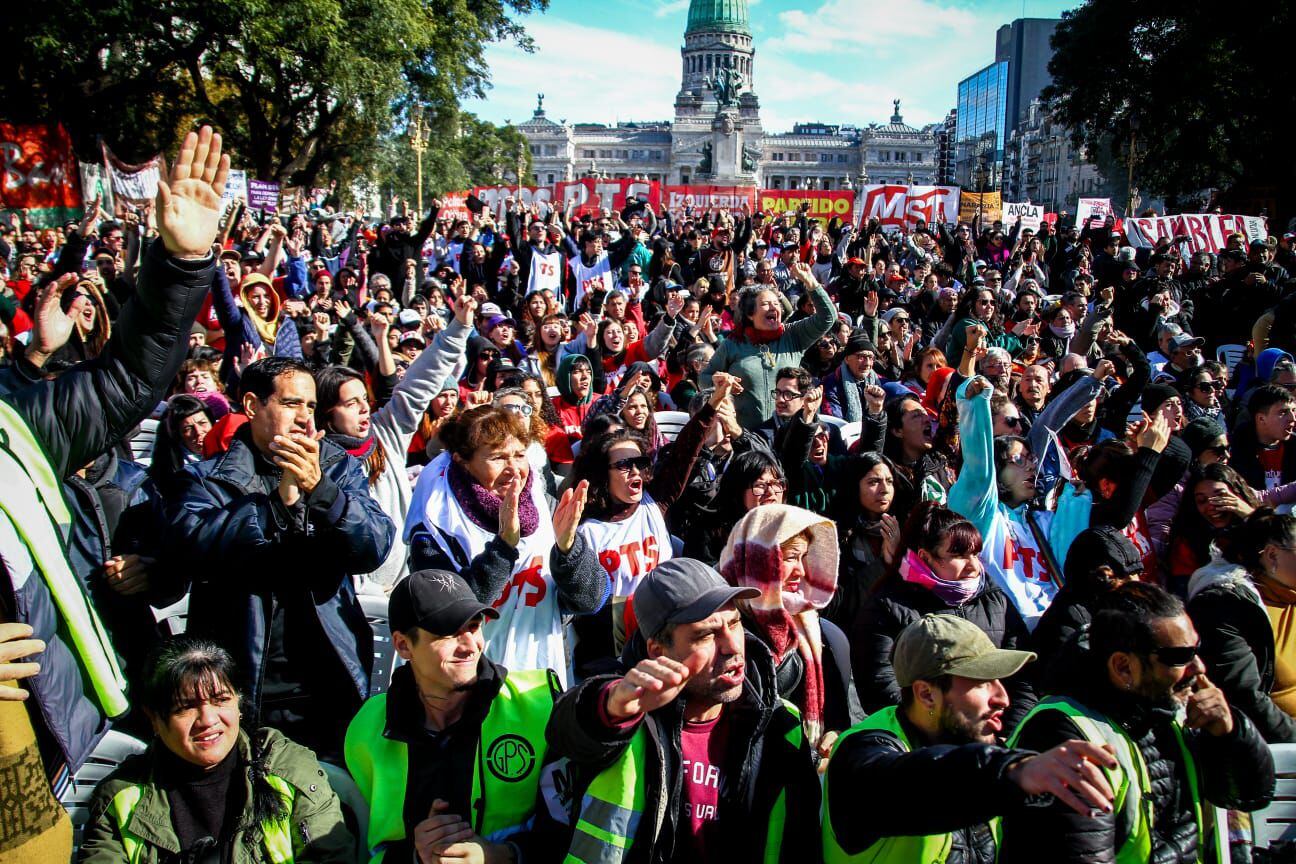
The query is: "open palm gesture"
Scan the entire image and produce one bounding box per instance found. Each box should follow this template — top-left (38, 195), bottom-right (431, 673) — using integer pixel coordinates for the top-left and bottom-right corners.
top-left (156, 126), bottom-right (230, 259)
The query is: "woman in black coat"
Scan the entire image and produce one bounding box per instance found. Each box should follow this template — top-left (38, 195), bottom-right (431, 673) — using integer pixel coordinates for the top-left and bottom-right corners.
top-left (850, 502), bottom-right (1036, 732)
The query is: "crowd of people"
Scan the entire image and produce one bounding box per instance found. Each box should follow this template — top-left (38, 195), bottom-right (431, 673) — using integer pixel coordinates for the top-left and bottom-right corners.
top-left (2, 124), bottom-right (1294, 863)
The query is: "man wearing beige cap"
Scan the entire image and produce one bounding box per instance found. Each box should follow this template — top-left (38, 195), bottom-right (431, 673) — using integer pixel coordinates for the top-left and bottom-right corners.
top-left (822, 614), bottom-right (1120, 864)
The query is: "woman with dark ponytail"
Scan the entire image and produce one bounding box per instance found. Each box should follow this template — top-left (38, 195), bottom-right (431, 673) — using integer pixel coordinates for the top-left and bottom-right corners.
top-left (79, 636), bottom-right (353, 862)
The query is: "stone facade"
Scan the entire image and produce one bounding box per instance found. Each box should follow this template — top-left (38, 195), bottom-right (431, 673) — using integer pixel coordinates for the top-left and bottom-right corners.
top-left (518, 1), bottom-right (939, 191)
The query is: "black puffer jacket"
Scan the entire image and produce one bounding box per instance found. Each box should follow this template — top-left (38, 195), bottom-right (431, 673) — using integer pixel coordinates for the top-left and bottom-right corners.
top-left (745, 613), bottom-right (864, 743)
top-left (826, 707), bottom-right (1034, 864)
top-left (545, 633), bottom-right (822, 864)
top-left (998, 664), bottom-right (1275, 864)
top-left (1187, 555), bottom-right (1296, 743)
top-left (850, 578), bottom-right (1037, 732)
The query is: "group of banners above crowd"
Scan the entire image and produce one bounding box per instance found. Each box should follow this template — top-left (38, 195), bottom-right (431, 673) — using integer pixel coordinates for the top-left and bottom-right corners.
top-left (0, 123), bottom-right (1270, 256)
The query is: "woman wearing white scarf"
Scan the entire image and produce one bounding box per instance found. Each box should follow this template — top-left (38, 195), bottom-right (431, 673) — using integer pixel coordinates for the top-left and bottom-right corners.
top-left (719, 503), bottom-right (863, 760)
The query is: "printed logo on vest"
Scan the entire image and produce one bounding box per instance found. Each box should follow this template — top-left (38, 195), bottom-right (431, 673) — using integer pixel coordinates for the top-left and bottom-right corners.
top-left (486, 734), bottom-right (537, 782)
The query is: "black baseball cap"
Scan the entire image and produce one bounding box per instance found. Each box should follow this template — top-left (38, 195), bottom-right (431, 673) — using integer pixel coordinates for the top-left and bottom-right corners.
top-left (389, 570), bottom-right (499, 637)
top-left (633, 559), bottom-right (758, 639)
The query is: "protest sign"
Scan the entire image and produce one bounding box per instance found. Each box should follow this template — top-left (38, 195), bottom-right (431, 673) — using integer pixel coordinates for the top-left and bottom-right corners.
top-left (958, 191), bottom-right (1002, 224)
top-left (757, 189), bottom-right (854, 224)
top-left (222, 169), bottom-right (248, 204)
top-left (859, 184), bottom-right (961, 231)
top-left (438, 191), bottom-right (472, 222)
top-left (1003, 202), bottom-right (1043, 231)
top-left (472, 185), bottom-right (554, 221)
top-left (0, 123), bottom-right (83, 226)
top-left (247, 180), bottom-right (280, 212)
top-left (554, 178), bottom-right (661, 217)
top-left (664, 184), bottom-right (756, 217)
top-left (1076, 197), bottom-right (1114, 227)
top-left (1124, 213), bottom-right (1268, 254)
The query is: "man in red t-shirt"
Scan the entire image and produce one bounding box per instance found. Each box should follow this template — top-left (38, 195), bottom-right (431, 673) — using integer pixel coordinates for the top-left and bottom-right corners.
top-left (1234, 384), bottom-right (1296, 493)
top-left (546, 558), bottom-right (822, 862)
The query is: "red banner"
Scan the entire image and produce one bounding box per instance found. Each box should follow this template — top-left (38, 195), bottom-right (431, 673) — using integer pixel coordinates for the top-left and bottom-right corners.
top-left (858, 184), bottom-right (961, 231)
top-left (1124, 213), bottom-right (1268, 254)
top-left (472, 184), bottom-right (555, 221)
top-left (663, 184), bottom-right (756, 217)
top-left (553, 178), bottom-right (662, 218)
top-left (757, 189), bottom-right (855, 224)
top-left (1, 123), bottom-right (83, 226)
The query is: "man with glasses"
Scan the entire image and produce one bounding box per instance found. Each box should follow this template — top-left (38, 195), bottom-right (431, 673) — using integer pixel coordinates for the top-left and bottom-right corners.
top-left (998, 582), bottom-right (1273, 864)
top-left (753, 366), bottom-right (845, 456)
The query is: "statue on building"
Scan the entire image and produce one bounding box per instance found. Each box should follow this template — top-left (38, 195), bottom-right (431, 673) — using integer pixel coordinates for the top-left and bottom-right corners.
top-left (742, 142), bottom-right (759, 173)
top-left (699, 143), bottom-right (713, 175)
top-left (720, 114), bottom-right (735, 135)
top-left (707, 57), bottom-right (744, 109)
top-left (536, 93), bottom-right (545, 114)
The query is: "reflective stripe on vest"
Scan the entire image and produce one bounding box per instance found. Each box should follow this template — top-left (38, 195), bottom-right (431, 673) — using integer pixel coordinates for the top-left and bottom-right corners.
top-left (0, 398), bottom-right (129, 717)
top-left (1004, 696), bottom-right (1203, 864)
top-left (822, 706), bottom-right (955, 864)
top-left (108, 776), bottom-right (296, 863)
top-left (566, 701), bottom-right (804, 864)
top-left (344, 668), bottom-right (554, 860)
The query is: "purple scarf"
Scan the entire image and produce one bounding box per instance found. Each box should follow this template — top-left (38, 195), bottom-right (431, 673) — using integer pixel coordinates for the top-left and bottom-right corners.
top-left (900, 550), bottom-right (983, 606)
top-left (447, 459), bottom-right (541, 538)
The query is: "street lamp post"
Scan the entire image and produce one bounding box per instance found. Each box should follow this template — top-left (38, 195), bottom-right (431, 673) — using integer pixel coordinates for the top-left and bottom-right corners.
top-left (409, 105), bottom-right (431, 215)
top-left (1126, 115), bottom-right (1140, 217)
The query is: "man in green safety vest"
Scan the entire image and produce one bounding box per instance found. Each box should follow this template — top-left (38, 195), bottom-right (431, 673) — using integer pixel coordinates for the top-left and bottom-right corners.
top-left (823, 614), bottom-right (1124, 864)
top-left (999, 583), bottom-right (1275, 864)
top-left (547, 557), bottom-right (822, 864)
top-left (344, 569), bottom-right (563, 864)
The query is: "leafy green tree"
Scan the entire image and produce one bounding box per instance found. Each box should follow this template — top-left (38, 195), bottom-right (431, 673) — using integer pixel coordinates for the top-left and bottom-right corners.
top-left (3, 0), bottom-right (545, 188)
top-left (1046, 0), bottom-right (1294, 218)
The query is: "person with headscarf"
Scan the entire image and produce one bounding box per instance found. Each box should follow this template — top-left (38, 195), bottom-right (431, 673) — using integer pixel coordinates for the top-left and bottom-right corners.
top-left (719, 503), bottom-right (862, 762)
top-left (546, 352), bottom-right (603, 467)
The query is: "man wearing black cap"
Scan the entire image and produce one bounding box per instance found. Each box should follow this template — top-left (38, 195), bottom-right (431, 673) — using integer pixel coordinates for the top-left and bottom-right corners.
top-left (823, 615), bottom-right (1120, 864)
top-left (548, 558), bottom-right (821, 863)
top-left (823, 330), bottom-right (883, 422)
top-left (345, 569), bottom-right (562, 864)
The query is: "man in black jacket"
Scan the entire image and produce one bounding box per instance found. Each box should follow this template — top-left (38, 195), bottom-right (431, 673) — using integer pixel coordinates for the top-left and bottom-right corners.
top-left (824, 615), bottom-right (1120, 864)
top-left (1231, 383), bottom-right (1296, 493)
top-left (166, 356), bottom-right (395, 762)
top-left (998, 583), bottom-right (1274, 864)
top-left (546, 558), bottom-right (821, 863)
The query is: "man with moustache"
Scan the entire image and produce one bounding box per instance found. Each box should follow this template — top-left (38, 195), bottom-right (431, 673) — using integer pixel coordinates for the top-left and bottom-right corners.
top-left (547, 558), bottom-right (821, 863)
top-left (998, 583), bottom-right (1274, 864)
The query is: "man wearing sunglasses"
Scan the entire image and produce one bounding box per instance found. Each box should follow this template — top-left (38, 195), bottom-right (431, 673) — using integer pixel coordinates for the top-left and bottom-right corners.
top-left (999, 582), bottom-right (1274, 864)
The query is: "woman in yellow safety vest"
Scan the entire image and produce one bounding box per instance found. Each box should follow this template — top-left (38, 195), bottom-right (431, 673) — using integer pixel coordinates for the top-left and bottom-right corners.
top-left (79, 637), bottom-right (354, 863)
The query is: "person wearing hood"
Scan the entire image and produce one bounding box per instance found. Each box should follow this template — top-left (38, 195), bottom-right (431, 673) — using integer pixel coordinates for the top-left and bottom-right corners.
top-left (1231, 345), bottom-right (1293, 415)
top-left (719, 504), bottom-right (863, 761)
top-left (209, 269), bottom-right (302, 388)
top-left (1188, 510), bottom-right (1296, 743)
top-left (851, 502), bottom-right (1037, 734)
top-left (314, 295), bottom-right (475, 592)
top-left (546, 558), bottom-right (822, 863)
top-left (546, 352), bottom-right (603, 466)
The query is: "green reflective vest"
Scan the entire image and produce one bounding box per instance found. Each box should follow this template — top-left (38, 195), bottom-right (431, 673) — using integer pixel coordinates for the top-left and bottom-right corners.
top-left (107, 774), bottom-right (296, 863)
top-left (0, 397), bottom-right (129, 716)
top-left (1003, 696), bottom-right (1203, 864)
top-left (822, 706), bottom-right (955, 864)
top-left (565, 699), bottom-right (803, 864)
top-left (344, 667), bottom-right (556, 864)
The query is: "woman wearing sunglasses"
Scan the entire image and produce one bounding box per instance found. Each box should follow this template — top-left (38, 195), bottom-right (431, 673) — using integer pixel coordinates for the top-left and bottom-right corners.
top-left (569, 374), bottom-right (738, 672)
top-left (1189, 510), bottom-right (1296, 742)
top-left (1177, 364), bottom-right (1225, 422)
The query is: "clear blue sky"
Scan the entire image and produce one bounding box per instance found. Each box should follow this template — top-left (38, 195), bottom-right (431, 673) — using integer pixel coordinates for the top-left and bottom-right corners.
top-left (463, 0), bottom-right (1077, 133)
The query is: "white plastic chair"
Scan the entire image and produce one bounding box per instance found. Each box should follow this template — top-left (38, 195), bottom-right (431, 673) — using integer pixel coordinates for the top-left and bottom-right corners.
top-left (129, 417), bottom-right (159, 467)
top-left (321, 761), bottom-right (370, 862)
top-left (818, 413), bottom-right (847, 430)
top-left (360, 593), bottom-right (403, 696)
top-left (61, 731), bottom-right (149, 854)
top-left (151, 594), bottom-right (189, 636)
top-left (1126, 400), bottom-right (1144, 428)
top-left (546, 385), bottom-right (561, 399)
top-left (840, 420), bottom-right (863, 450)
top-left (1251, 743), bottom-right (1296, 850)
top-left (1216, 343), bottom-right (1246, 378)
top-left (654, 411), bottom-right (690, 443)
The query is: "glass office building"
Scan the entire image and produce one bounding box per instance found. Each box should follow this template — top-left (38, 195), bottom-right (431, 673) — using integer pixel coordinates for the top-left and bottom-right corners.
top-left (954, 61), bottom-right (1008, 189)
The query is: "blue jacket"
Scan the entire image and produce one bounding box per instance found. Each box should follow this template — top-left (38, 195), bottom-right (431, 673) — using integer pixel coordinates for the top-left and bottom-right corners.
top-left (0, 240), bottom-right (212, 784)
top-left (164, 427), bottom-right (394, 723)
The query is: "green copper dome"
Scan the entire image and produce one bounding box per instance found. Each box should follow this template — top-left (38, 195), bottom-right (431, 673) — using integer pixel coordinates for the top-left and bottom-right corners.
top-left (685, 0), bottom-right (750, 35)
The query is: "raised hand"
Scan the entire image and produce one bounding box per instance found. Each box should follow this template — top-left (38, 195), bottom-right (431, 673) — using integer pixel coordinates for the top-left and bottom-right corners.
top-left (453, 294), bottom-right (476, 328)
top-left (864, 289), bottom-right (880, 318)
top-left (553, 480), bottom-right (589, 553)
top-left (270, 431), bottom-right (324, 504)
top-left (864, 384), bottom-right (886, 416)
top-left (879, 512), bottom-right (901, 564)
top-left (156, 126), bottom-right (230, 259)
top-left (709, 371), bottom-right (745, 407)
top-left (605, 657), bottom-right (691, 720)
top-left (25, 274), bottom-right (78, 368)
top-left (666, 290), bottom-right (686, 319)
top-left (334, 299), bottom-right (353, 321)
top-left (1136, 410), bottom-right (1171, 453)
top-left (498, 473), bottom-right (523, 547)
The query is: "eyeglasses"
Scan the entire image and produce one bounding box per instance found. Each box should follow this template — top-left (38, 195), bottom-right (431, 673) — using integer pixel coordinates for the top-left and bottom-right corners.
top-left (772, 388), bottom-right (804, 401)
top-left (499, 401), bottom-right (534, 418)
top-left (610, 455), bottom-right (653, 475)
top-left (750, 480), bottom-right (787, 495)
top-left (1151, 643), bottom-right (1200, 667)
top-left (1003, 450), bottom-right (1037, 468)
top-left (1001, 415), bottom-right (1023, 428)
top-left (1206, 443), bottom-right (1230, 459)
top-left (1195, 381), bottom-right (1225, 394)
